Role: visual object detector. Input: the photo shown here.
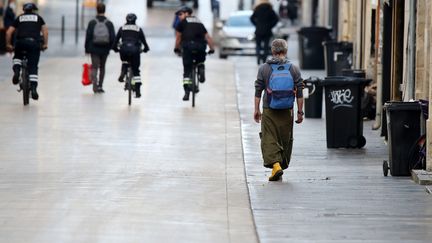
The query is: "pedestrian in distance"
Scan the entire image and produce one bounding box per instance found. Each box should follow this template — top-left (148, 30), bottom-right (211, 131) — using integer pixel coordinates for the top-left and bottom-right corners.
top-left (254, 39), bottom-right (304, 181)
top-left (172, 8), bottom-right (181, 31)
top-left (113, 13), bottom-right (150, 98)
top-left (3, 0), bottom-right (16, 30)
top-left (84, 2), bottom-right (115, 94)
top-left (3, 0), bottom-right (16, 55)
top-left (278, 0), bottom-right (289, 26)
top-left (286, 0), bottom-right (299, 25)
top-left (174, 6), bottom-right (215, 101)
top-left (6, 2), bottom-right (48, 101)
top-left (250, 0), bottom-right (279, 65)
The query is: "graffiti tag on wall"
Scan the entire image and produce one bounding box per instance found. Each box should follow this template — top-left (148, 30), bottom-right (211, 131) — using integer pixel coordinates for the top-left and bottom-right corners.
top-left (329, 89), bottom-right (354, 109)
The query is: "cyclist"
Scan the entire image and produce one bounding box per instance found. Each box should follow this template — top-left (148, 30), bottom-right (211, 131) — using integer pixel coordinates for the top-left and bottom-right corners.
top-left (174, 6), bottom-right (215, 101)
top-left (113, 13), bottom-right (149, 98)
top-left (6, 2), bottom-right (48, 100)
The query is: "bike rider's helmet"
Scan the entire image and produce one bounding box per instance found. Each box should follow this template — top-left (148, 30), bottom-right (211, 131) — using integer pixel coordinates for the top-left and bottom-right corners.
top-left (23, 3), bottom-right (38, 13)
top-left (126, 13), bottom-right (137, 24)
top-left (176, 6), bottom-right (193, 16)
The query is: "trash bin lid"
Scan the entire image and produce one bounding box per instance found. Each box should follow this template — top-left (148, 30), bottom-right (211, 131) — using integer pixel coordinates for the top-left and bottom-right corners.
top-left (321, 76), bottom-right (371, 86)
top-left (341, 69), bottom-right (365, 78)
top-left (383, 101), bottom-right (421, 111)
top-left (323, 41), bottom-right (353, 49)
top-left (304, 76), bottom-right (321, 84)
top-left (297, 26), bottom-right (332, 36)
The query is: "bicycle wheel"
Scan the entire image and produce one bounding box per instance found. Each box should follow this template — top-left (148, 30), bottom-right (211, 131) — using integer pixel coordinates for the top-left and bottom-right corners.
top-left (22, 65), bottom-right (29, 106)
top-left (407, 135), bottom-right (426, 170)
top-left (191, 67), bottom-right (196, 107)
top-left (127, 68), bottom-right (132, 106)
top-left (128, 80), bottom-right (132, 106)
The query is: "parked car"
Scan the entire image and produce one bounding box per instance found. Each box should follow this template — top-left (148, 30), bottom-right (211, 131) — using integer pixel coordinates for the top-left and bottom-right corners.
top-left (217, 10), bottom-right (288, 59)
top-left (147, 0), bottom-right (199, 8)
top-left (217, 10), bottom-right (256, 59)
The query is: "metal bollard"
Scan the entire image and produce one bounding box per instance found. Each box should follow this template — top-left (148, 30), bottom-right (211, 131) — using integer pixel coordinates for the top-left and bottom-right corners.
top-left (61, 15), bottom-right (65, 44)
top-left (75, 0), bottom-right (79, 44)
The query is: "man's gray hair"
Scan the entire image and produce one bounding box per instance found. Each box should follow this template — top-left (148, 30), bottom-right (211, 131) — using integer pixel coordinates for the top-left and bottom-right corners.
top-left (271, 39), bottom-right (288, 54)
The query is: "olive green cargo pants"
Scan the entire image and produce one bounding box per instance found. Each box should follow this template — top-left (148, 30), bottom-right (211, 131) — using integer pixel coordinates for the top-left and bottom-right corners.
top-left (260, 108), bottom-right (293, 169)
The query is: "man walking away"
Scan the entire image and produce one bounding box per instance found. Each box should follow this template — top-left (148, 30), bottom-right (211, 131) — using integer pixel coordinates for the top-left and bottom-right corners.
top-left (251, 0), bottom-right (279, 65)
top-left (254, 39), bottom-right (304, 181)
top-left (85, 2), bottom-right (115, 93)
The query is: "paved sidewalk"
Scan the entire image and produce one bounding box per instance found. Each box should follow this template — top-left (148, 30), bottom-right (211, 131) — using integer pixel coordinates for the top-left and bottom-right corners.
top-left (0, 55), bottom-right (12, 83)
top-left (0, 56), bottom-right (257, 243)
top-left (235, 35), bottom-right (432, 242)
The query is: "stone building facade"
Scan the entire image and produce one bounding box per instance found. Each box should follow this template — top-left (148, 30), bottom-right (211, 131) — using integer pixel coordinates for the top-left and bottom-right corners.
top-left (301, 0), bottom-right (432, 172)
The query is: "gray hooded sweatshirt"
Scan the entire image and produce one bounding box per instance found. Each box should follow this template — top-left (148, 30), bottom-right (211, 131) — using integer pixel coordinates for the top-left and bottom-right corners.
top-left (255, 57), bottom-right (304, 109)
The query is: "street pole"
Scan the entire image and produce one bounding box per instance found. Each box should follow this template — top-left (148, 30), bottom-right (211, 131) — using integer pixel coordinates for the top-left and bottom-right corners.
top-left (75, 0), bottom-right (79, 44)
top-left (239, 0), bottom-right (244, 10)
top-left (61, 15), bottom-right (65, 44)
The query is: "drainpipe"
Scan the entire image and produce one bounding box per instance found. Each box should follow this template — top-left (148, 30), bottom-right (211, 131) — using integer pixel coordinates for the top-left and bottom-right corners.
top-left (373, 1), bottom-right (382, 130)
top-left (404, 0), bottom-right (416, 101)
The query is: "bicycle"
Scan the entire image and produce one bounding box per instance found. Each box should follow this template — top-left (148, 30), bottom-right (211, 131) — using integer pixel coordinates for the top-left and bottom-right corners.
top-left (118, 48), bottom-right (145, 106)
top-left (181, 51), bottom-right (212, 107)
top-left (18, 53), bottom-right (30, 106)
top-left (407, 99), bottom-right (428, 171)
top-left (190, 58), bottom-right (201, 108)
top-left (124, 62), bottom-right (134, 106)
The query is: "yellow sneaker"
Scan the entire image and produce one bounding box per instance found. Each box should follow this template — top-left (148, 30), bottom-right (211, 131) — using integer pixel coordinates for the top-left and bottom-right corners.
top-left (269, 162), bottom-right (283, 181)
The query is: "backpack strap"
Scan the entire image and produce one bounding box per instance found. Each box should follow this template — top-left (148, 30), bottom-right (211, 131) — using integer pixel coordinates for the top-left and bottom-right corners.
top-left (95, 18), bottom-right (107, 24)
top-left (270, 63), bottom-right (278, 71)
top-left (269, 63), bottom-right (292, 71)
top-left (264, 63), bottom-right (272, 87)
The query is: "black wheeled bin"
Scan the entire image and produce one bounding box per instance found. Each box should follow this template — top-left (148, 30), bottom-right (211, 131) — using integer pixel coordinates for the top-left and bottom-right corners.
top-left (323, 41), bottom-right (353, 76)
top-left (321, 76), bottom-right (370, 148)
top-left (0, 28), bottom-right (6, 54)
top-left (341, 69), bottom-right (365, 78)
top-left (297, 27), bottom-right (332, 70)
top-left (304, 77), bottom-right (323, 118)
top-left (384, 102), bottom-right (422, 176)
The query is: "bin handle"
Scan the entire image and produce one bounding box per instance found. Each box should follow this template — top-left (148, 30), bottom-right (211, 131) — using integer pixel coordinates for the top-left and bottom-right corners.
top-left (306, 76), bottom-right (318, 96)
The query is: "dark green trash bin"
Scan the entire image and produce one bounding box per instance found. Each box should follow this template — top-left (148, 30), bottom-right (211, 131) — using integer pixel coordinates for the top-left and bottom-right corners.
top-left (304, 77), bottom-right (323, 118)
top-left (297, 27), bottom-right (332, 70)
top-left (323, 41), bottom-right (353, 76)
top-left (0, 29), bottom-right (6, 54)
top-left (341, 69), bottom-right (365, 78)
top-left (321, 76), bottom-right (370, 148)
top-left (384, 102), bottom-right (422, 176)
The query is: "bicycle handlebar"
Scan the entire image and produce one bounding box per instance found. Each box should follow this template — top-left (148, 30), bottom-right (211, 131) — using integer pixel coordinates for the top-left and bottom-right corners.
top-left (174, 49), bottom-right (215, 57)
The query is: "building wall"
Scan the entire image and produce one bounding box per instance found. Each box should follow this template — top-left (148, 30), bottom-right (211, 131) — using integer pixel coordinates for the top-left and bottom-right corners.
top-left (339, 0), bottom-right (376, 73)
top-left (426, 0), bottom-right (432, 171)
top-left (338, 0), bottom-right (355, 41)
top-left (301, 0), bottom-right (312, 26)
top-left (415, 0), bottom-right (432, 171)
top-left (318, 0), bottom-right (330, 27)
top-left (301, 0), bottom-right (332, 27)
top-left (331, 0), bottom-right (432, 171)
top-left (415, 0), bottom-right (427, 100)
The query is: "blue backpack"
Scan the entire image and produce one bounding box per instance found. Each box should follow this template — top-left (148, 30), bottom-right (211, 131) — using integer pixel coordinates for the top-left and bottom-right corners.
top-left (266, 63), bottom-right (295, 109)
